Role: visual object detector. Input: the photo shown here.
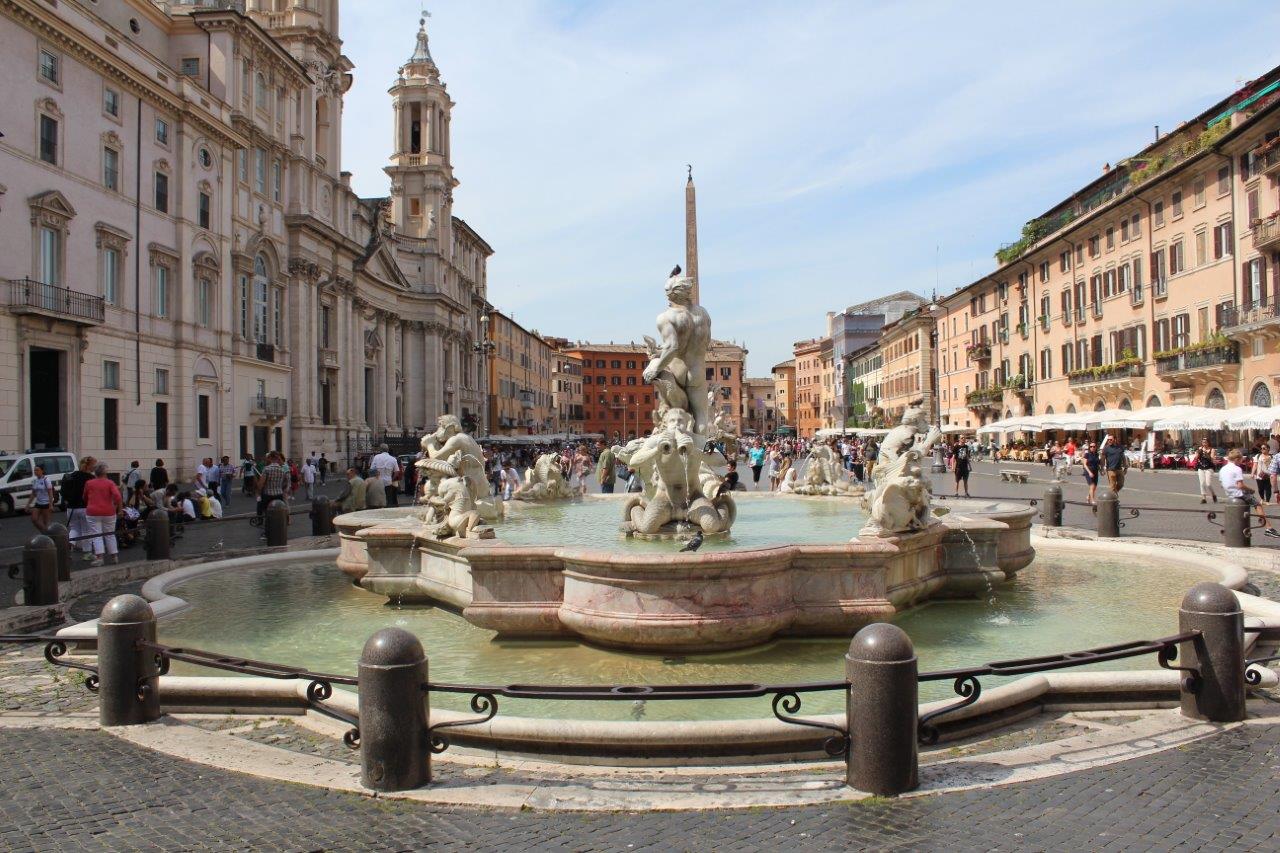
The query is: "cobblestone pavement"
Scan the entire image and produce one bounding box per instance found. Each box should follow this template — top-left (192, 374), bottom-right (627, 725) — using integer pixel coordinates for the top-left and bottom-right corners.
top-left (0, 724), bottom-right (1275, 851)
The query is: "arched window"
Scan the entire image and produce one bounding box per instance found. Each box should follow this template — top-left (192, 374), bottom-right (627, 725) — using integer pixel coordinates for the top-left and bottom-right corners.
top-left (1066, 404), bottom-right (1077, 414)
top-left (1094, 400), bottom-right (1106, 411)
top-left (1206, 388), bottom-right (1226, 409)
top-left (1251, 382), bottom-right (1272, 407)
top-left (1119, 398), bottom-right (1132, 410)
top-left (1146, 395), bottom-right (1162, 408)
top-left (1045, 405), bottom-right (1055, 415)
top-left (252, 255), bottom-right (270, 343)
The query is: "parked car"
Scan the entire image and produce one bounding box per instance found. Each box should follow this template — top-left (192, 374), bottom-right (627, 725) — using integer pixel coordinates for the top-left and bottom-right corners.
top-left (0, 450), bottom-right (78, 516)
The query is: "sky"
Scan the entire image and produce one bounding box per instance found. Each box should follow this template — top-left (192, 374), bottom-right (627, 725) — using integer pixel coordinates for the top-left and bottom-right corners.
top-left (339, 1), bottom-right (1280, 374)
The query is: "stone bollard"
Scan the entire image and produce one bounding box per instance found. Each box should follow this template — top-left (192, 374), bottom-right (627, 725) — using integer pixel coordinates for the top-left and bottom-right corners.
top-left (15, 535), bottom-right (59, 605)
top-left (310, 497), bottom-right (335, 536)
top-left (1222, 498), bottom-right (1250, 548)
top-left (358, 627), bottom-right (430, 792)
top-left (845, 623), bottom-right (918, 796)
top-left (98, 594), bottom-right (161, 727)
top-left (145, 511), bottom-right (170, 560)
top-left (1095, 488), bottom-right (1119, 538)
top-left (1178, 582), bottom-right (1245, 723)
top-left (45, 522), bottom-right (71, 582)
top-left (930, 445), bottom-right (946, 474)
top-left (1041, 485), bottom-right (1063, 527)
top-left (265, 499), bottom-right (289, 547)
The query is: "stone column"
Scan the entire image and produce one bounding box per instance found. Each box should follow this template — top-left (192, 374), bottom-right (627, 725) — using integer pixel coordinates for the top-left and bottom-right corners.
top-left (385, 316), bottom-right (397, 430)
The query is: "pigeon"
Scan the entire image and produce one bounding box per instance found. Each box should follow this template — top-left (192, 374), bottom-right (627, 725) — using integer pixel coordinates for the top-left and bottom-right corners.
top-left (678, 531), bottom-right (704, 552)
top-left (670, 264), bottom-right (682, 278)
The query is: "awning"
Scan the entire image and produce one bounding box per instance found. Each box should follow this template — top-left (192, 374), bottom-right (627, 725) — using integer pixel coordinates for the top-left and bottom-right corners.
top-left (941, 424), bottom-right (974, 434)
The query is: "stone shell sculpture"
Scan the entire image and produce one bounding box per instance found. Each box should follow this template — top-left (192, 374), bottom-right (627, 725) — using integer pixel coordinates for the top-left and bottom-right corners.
top-left (512, 452), bottom-right (570, 502)
top-left (791, 441), bottom-right (866, 497)
top-left (619, 269), bottom-right (736, 538)
top-left (859, 399), bottom-right (942, 537)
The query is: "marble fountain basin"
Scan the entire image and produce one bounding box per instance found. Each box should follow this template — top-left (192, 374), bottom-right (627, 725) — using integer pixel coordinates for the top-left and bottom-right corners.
top-left (334, 496), bottom-right (1035, 653)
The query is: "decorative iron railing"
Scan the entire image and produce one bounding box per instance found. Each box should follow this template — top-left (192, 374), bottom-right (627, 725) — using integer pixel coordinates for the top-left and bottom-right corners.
top-left (250, 394), bottom-right (288, 417)
top-left (1220, 301), bottom-right (1280, 329)
top-left (1155, 344), bottom-right (1240, 375)
top-left (1067, 361), bottom-right (1145, 386)
top-left (3, 278), bottom-right (105, 324)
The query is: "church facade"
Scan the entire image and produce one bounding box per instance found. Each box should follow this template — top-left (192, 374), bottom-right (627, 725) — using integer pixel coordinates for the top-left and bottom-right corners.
top-left (0, 0), bottom-right (490, 474)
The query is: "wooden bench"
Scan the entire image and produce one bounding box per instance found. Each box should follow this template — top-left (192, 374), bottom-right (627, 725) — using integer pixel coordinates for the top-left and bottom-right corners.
top-left (999, 469), bottom-right (1029, 484)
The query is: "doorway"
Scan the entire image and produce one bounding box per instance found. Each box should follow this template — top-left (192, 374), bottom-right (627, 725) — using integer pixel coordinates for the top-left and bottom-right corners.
top-left (29, 348), bottom-right (63, 450)
top-left (253, 426), bottom-right (269, 460)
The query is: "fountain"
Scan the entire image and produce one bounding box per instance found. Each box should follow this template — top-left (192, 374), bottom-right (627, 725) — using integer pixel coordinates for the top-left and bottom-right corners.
top-left (335, 267), bottom-right (1035, 652)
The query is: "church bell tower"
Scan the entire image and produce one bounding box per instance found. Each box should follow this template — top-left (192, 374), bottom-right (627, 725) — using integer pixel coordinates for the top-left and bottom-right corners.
top-left (386, 14), bottom-right (457, 249)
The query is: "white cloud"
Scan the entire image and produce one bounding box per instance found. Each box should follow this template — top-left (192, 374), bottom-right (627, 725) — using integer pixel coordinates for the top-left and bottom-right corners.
top-left (339, 0), bottom-right (1280, 372)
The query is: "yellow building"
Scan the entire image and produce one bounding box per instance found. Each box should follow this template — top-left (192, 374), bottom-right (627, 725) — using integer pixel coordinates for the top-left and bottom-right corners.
top-left (486, 311), bottom-right (553, 435)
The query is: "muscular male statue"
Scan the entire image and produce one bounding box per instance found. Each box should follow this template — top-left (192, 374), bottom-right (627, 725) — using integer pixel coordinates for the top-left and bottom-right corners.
top-left (642, 270), bottom-right (712, 435)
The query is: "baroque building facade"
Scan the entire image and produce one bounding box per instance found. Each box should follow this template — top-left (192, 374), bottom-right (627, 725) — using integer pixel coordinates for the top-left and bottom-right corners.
top-left (0, 0), bottom-right (490, 472)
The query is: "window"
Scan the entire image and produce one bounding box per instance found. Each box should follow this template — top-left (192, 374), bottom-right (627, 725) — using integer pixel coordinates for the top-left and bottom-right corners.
top-left (155, 402), bottom-right (169, 451)
top-left (410, 198), bottom-right (421, 217)
top-left (1154, 200), bottom-right (1164, 227)
top-left (252, 257), bottom-right (269, 342)
top-left (1121, 219), bottom-right (1129, 241)
top-left (1248, 189), bottom-right (1260, 223)
top-left (1245, 257), bottom-right (1266, 306)
top-left (154, 265), bottom-right (170, 318)
top-left (1060, 343), bottom-right (1074, 373)
top-left (238, 274), bottom-right (250, 338)
top-left (1038, 261), bottom-right (1049, 283)
top-left (1171, 190), bottom-right (1183, 218)
top-left (1059, 251), bottom-right (1071, 272)
top-left (255, 149), bottom-right (266, 194)
top-left (254, 73), bottom-right (267, 110)
top-left (1193, 177), bottom-right (1205, 208)
top-left (198, 147), bottom-right (212, 169)
top-left (39, 114), bottom-right (58, 164)
top-left (1217, 165), bottom-right (1230, 196)
top-left (155, 368), bottom-right (169, 395)
top-left (103, 147), bottom-right (119, 190)
top-left (1152, 318), bottom-right (1171, 353)
top-left (103, 398), bottom-right (118, 452)
top-left (272, 160), bottom-right (281, 202)
top-left (1169, 241), bottom-right (1185, 275)
top-left (197, 394), bottom-right (210, 440)
top-left (180, 57), bottom-right (201, 78)
top-left (38, 49), bottom-right (59, 85)
top-left (102, 247), bottom-right (119, 305)
top-left (1214, 222), bottom-right (1233, 259)
top-left (154, 172), bottom-right (168, 213)
top-left (1106, 227), bottom-right (1115, 250)
top-left (198, 191), bottom-right (210, 229)
top-left (103, 360), bottom-right (120, 390)
top-left (38, 226), bottom-right (60, 285)
top-left (1172, 313), bottom-right (1191, 349)
top-left (272, 284), bottom-right (283, 345)
top-left (1195, 231), bottom-right (1207, 267)
top-left (1076, 244), bottom-right (1084, 265)
top-left (1039, 348), bottom-right (1052, 381)
top-left (320, 306), bottom-right (331, 348)
top-left (103, 87), bottom-right (120, 118)
top-left (155, 118), bottom-right (169, 146)
top-left (1088, 235), bottom-right (1100, 257)
top-left (238, 149), bottom-right (248, 183)
top-left (197, 277), bottom-right (212, 326)
top-left (1151, 248), bottom-right (1167, 295)
top-left (1131, 212), bottom-right (1141, 237)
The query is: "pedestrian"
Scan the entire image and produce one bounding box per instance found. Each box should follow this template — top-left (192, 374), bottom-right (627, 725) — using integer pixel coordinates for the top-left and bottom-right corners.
top-left (336, 467), bottom-right (366, 513)
top-left (1082, 440), bottom-right (1100, 505)
top-left (218, 456), bottom-right (236, 508)
top-left (1100, 434), bottom-right (1127, 494)
top-left (595, 439), bottom-right (617, 494)
top-left (123, 461), bottom-right (143, 503)
top-left (1193, 439), bottom-right (1218, 504)
top-left (241, 455), bottom-right (259, 495)
top-left (302, 456), bottom-right (317, 501)
top-left (1220, 449), bottom-right (1280, 538)
top-left (62, 456), bottom-right (95, 557)
top-left (27, 464), bottom-right (55, 533)
top-left (503, 462), bottom-right (520, 501)
top-left (149, 458), bottom-right (169, 490)
top-left (369, 444), bottom-right (399, 508)
top-left (723, 460), bottom-right (740, 492)
top-left (256, 452), bottom-right (290, 518)
top-left (748, 440), bottom-right (766, 490)
top-left (952, 440), bottom-right (971, 497)
top-left (318, 453), bottom-right (329, 485)
top-left (83, 462), bottom-right (123, 567)
top-left (1254, 444), bottom-right (1274, 504)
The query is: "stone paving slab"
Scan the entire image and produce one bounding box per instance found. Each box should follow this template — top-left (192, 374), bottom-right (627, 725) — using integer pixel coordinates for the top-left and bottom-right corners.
top-left (0, 724), bottom-right (1277, 851)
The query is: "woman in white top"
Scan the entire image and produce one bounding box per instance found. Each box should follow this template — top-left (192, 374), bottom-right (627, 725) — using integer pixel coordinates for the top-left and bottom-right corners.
top-left (27, 465), bottom-right (54, 533)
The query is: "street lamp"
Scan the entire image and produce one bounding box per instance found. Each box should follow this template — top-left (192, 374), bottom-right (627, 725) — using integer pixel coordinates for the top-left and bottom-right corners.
top-left (472, 313), bottom-right (496, 436)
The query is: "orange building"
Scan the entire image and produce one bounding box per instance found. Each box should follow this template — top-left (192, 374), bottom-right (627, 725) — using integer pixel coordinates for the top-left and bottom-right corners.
top-left (565, 343), bottom-right (655, 440)
top-left (773, 359), bottom-right (796, 434)
top-left (793, 338), bottom-right (825, 438)
top-left (706, 340), bottom-right (748, 433)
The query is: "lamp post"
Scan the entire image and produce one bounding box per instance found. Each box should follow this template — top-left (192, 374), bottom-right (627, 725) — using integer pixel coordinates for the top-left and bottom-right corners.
top-left (929, 325), bottom-right (946, 473)
top-left (471, 314), bottom-right (496, 436)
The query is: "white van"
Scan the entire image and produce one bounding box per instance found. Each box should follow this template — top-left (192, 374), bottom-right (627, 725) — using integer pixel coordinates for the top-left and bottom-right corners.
top-left (0, 451), bottom-right (78, 516)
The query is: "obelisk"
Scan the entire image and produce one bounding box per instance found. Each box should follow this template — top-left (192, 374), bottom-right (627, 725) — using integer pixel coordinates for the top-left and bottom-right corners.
top-left (685, 166), bottom-right (699, 305)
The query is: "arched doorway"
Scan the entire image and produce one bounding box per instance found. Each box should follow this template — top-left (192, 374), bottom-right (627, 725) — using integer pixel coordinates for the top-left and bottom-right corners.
top-left (1206, 388), bottom-right (1226, 409)
top-left (1251, 382), bottom-right (1273, 407)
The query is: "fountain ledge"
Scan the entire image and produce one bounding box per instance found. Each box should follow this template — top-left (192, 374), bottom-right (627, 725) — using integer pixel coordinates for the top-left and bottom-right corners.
top-left (335, 502), bottom-right (1035, 653)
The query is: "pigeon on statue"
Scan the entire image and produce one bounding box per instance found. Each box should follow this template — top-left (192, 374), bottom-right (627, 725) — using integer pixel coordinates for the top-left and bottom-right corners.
top-left (678, 531), bottom-right (704, 553)
top-left (670, 264), bottom-right (682, 278)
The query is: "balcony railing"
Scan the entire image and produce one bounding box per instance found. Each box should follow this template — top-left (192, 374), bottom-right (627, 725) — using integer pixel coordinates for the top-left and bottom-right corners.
top-left (1068, 360), bottom-right (1145, 387)
top-left (1220, 301), bottom-right (1280, 330)
top-left (966, 342), bottom-right (991, 362)
top-left (249, 395), bottom-right (288, 418)
top-left (1155, 343), bottom-right (1240, 376)
top-left (4, 278), bottom-right (105, 325)
top-left (1261, 145), bottom-right (1280, 178)
top-left (965, 387), bottom-right (1003, 409)
top-left (1253, 216), bottom-right (1280, 252)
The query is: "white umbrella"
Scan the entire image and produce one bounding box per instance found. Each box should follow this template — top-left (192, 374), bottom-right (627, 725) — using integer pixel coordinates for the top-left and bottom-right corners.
top-left (1152, 406), bottom-right (1227, 431)
top-left (941, 424), bottom-right (973, 434)
top-left (856, 428), bottom-right (889, 437)
top-left (1222, 406), bottom-right (1280, 431)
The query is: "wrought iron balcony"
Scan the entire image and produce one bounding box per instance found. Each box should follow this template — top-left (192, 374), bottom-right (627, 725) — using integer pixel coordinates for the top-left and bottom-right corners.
top-left (1261, 145), bottom-right (1280, 178)
top-left (1155, 343), bottom-right (1240, 377)
top-left (1253, 216), bottom-right (1280, 252)
top-left (4, 279), bottom-right (104, 325)
top-left (965, 386), bottom-right (1003, 410)
top-left (250, 395), bottom-right (288, 419)
top-left (1068, 360), bottom-right (1145, 389)
top-left (966, 342), bottom-right (992, 362)
top-left (1220, 301), bottom-right (1280, 335)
